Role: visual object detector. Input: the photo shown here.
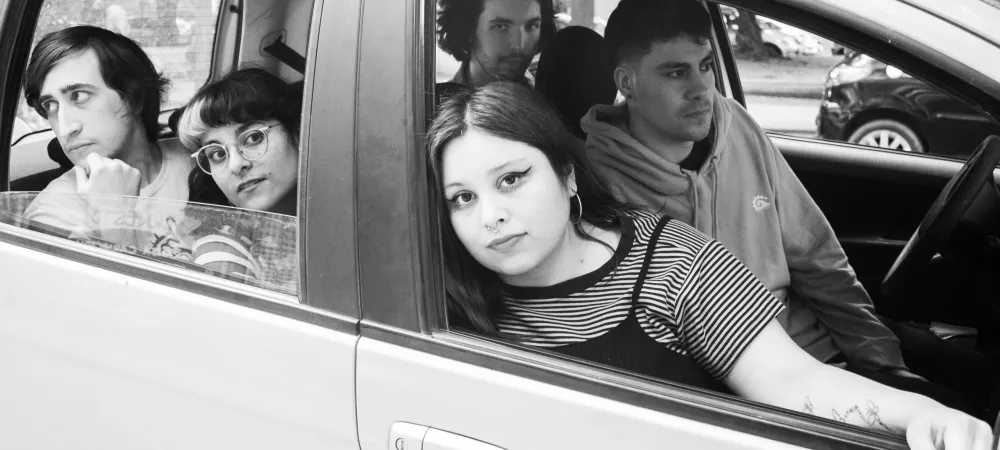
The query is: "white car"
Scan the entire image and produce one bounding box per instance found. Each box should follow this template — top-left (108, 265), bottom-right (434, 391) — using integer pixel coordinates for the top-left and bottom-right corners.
top-left (1, 0), bottom-right (999, 449)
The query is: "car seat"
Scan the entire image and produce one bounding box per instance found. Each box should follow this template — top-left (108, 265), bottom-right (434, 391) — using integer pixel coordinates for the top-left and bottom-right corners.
top-left (534, 26), bottom-right (618, 139)
top-left (8, 138), bottom-right (74, 191)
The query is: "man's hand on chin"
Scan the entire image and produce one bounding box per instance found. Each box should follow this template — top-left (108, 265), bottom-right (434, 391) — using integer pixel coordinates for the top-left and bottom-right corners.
top-left (74, 153), bottom-right (140, 197)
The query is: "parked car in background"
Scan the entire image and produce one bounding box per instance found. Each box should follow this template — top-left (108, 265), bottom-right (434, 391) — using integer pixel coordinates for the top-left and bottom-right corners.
top-left (817, 50), bottom-right (1000, 156)
top-left (724, 9), bottom-right (824, 58)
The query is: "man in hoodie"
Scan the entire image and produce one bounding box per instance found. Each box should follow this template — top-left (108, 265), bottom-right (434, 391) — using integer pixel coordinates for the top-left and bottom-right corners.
top-left (582, 0), bottom-right (975, 410)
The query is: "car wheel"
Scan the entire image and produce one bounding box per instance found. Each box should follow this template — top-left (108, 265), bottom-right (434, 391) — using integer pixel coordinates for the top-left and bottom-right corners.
top-left (765, 43), bottom-right (782, 58)
top-left (848, 119), bottom-right (925, 153)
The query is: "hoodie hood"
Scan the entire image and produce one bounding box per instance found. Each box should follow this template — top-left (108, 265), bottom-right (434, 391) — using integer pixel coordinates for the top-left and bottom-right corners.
top-left (582, 90), bottom-right (733, 224)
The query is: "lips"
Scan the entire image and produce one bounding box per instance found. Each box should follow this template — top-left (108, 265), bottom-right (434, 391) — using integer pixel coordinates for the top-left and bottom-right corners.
top-left (685, 106), bottom-right (712, 118)
top-left (65, 142), bottom-right (93, 152)
top-left (237, 178), bottom-right (266, 193)
top-left (487, 233), bottom-right (526, 251)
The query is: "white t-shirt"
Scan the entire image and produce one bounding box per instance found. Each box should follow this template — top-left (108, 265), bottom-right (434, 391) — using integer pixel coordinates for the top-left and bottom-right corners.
top-left (24, 139), bottom-right (196, 259)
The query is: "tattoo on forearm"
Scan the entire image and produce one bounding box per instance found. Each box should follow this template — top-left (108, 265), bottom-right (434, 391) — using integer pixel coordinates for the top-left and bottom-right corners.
top-left (801, 398), bottom-right (894, 433)
top-left (802, 397), bottom-right (815, 415)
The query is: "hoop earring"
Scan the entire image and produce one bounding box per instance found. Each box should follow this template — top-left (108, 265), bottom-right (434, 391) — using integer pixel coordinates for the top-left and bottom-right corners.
top-left (571, 193), bottom-right (583, 225)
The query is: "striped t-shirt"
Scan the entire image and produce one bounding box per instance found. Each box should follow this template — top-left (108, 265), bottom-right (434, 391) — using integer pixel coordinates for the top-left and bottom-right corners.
top-left (498, 211), bottom-right (784, 379)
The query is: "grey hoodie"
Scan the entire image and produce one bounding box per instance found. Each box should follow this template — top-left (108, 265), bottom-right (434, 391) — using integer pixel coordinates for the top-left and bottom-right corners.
top-left (582, 91), bottom-right (906, 372)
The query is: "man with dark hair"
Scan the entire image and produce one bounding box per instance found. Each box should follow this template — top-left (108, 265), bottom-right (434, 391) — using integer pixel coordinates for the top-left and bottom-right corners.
top-left (22, 26), bottom-right (194, 248)
top-left (582, 0), bottom-right (980, 412)
top-left (436, 0), bottom-right (557, 100)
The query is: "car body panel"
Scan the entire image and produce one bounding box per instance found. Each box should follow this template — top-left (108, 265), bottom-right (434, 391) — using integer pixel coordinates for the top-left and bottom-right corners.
top-left (357, 336), bottom-right (810, 450)
top-left (0, 236), bottom-right (360, 450)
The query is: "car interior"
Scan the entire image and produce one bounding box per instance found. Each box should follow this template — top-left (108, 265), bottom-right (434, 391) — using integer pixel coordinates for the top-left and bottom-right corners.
top-left (3, 0), bottom-right (1000, 432)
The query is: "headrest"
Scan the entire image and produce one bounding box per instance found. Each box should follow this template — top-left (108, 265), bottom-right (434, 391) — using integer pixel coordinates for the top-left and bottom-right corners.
top-left (535, 26), bottom-right (618, 138)
top-left (47, 139), bottom-right (73, 169)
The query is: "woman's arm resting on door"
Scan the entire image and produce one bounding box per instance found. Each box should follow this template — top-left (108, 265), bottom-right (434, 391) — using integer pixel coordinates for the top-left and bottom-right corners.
top-left (724, 321), bottom-right (994, 450)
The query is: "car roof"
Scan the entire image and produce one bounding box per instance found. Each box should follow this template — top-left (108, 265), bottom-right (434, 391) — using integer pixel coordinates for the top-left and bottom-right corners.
top-left (903, 0), bottom-right (1000, 48)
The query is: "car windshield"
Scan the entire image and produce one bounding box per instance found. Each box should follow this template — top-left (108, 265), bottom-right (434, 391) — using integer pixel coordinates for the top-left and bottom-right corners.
top-left (0, 192), bottom-right (298, 296)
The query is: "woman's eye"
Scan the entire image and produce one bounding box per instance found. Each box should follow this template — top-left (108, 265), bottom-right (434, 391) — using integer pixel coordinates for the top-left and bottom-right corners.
top-left (449, 192), bottom-right (474, 207)
top-left (498, 169), bottom-right (530, 189)
top-left (242, 131), bottom-right (266, 147)
top-left (207, 148), bottom-right (228, 163)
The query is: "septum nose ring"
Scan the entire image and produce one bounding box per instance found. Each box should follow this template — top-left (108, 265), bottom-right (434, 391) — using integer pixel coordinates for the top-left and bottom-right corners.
top-left (485, 220), bottom-right (501, 234)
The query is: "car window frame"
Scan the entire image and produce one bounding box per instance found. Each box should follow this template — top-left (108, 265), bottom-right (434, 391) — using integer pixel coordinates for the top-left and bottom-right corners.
top-left (712, 0), bottom-right (1000, 161)
top-left (352, 0), bottom-right (907, 447)
top-left (0, 0), bottom-right (360, 334)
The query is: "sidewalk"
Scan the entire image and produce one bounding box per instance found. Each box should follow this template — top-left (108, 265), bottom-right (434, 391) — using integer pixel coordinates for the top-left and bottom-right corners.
top-left (736, 55), bottom-right (838, 100)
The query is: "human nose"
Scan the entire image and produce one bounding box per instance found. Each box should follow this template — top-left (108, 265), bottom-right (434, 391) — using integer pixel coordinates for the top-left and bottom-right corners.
top-left (688, 70), bottom-right (714, 100)
top-left (478, 193), bottom-right (509, 232)
top-left (226, 143), bottom-right (252, 175)
top-left (509, 28), bottom-right (526, 51)
top-left (55, 108), bottom-right (82, 139)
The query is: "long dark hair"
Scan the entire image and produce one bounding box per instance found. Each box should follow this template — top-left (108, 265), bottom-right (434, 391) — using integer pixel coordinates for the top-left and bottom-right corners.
top-left (427, 81), bottom-right (632, 333)
top-left (24, 25), bottom-right (169, 142)
top-left (177, 68), bottom-right (303, 210)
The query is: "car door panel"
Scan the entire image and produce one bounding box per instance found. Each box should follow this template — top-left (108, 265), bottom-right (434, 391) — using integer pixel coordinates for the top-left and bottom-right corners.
top-left (356, 336), bottom-right (810, 450)
top-left (0, 236), bottom-right (359, 450)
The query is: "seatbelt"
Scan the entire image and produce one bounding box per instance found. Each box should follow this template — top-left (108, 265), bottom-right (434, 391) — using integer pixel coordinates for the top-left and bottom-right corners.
top-left (262, 35), bottom-right (306, 75)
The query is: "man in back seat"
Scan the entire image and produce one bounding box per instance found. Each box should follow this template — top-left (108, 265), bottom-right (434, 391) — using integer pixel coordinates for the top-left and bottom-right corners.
top-left (435, 0), bottom-right (557, 104)
top-left (582, 0), bottom-right (978, 413)
top-left (22, 26), bottom-right (194, 256)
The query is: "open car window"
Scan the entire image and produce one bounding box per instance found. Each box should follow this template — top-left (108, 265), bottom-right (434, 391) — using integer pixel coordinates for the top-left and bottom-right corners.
top-left (10, 0), bottom-right (222, 180)
top-left (0, 192), bottom-right (298, 297)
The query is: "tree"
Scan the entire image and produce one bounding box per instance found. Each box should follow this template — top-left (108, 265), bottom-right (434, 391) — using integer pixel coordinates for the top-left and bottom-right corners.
top-left (733, 11), bottom-right (770, 61)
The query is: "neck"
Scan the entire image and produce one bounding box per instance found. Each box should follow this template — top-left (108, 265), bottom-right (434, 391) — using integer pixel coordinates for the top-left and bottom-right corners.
top-left (271, 189), bottom-right (299, 216)
top-left (502, 221), bottom-right (618, 288)
top-left (626, 105), bottom-right (694, 165)
top-left (119, 130), bottom-right (162, 189)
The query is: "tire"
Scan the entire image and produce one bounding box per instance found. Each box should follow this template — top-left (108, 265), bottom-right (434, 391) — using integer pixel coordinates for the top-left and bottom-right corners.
top-left (847, 119), bottom-right (925, 153)
top-left (764, 43), bottom-right (782, 58)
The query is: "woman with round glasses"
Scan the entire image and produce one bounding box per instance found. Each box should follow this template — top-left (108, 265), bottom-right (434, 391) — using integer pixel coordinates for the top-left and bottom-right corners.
top-left (176, 68), bottom-right (302, 294)
top-left (178, 68), bottom-right (302, 216)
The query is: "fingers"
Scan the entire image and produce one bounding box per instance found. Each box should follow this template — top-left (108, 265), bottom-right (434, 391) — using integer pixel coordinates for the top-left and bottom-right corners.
top-left (906, 418), bottom-right (939, 450)
top-left (74, 166), bottom-right (88, 192)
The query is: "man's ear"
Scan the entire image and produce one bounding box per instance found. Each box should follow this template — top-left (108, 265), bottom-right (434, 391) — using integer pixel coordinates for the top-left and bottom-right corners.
top-left (614, 65), bottom-right (634, 101)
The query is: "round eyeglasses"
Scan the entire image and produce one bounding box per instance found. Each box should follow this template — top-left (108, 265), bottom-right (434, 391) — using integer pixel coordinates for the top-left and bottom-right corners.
top-left (191, 124), bottom-right (281, 175)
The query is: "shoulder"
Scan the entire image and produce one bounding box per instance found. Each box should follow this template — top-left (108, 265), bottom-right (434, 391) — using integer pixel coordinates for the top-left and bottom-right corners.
top-left (625, 210), bottom-right (712, 254)
top-left (39, 169), bottom-right (78, 194)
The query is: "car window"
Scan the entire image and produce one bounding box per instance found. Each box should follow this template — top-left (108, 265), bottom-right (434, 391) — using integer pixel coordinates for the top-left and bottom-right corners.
top-left (427, 0), bottom-right (918, 439)
top-left (1, 0), bottom-right (309, 301)
top-left (9, 0), bottom-right (221, 180)
top-left (0, 191), bottom-right (298, 295)
top-left (722, 6), bottom-right (1000, 159)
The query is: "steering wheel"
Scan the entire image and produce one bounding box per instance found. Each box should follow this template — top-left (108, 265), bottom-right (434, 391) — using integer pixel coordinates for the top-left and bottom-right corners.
top-left (882, 135), bottom-right (1000, 297)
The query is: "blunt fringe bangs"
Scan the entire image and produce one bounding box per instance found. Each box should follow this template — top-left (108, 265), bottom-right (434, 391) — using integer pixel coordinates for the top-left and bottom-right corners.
top-left (177, 67), bottom-right (303, 151)
top-left (605, 0), bottom-right (712, 66)
top-left (427, 81), bottom-right (631, 334)
top-left (23, 26), bottom-right (169, 142)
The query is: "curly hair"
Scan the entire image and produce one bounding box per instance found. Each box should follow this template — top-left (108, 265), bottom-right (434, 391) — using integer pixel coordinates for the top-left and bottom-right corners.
top-left (437, 0), bottom-right (557, 63)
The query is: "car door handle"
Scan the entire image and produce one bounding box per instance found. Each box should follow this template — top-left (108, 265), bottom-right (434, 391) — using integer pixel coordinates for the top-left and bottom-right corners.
top-left (389, 422), bottom-right (505, 450)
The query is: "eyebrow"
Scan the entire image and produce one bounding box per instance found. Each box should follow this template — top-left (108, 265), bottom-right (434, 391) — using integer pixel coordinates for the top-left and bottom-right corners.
top-left (443, 158), bottom-right (528, 190)
top-left (655, 51), bottom-right (717, 71)
top-left (37, 83), bottom-right (99, 104)
top-left (203, 122), bottom-right (267, 145)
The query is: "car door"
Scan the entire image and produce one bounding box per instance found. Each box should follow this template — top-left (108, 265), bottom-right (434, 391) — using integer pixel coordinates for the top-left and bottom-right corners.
top-left (0, 1), bottom-right (360, 448)
top-left (349, 1), bottom-right (908, 449)
top-left (711, 0), bottom-right (1000, 317)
